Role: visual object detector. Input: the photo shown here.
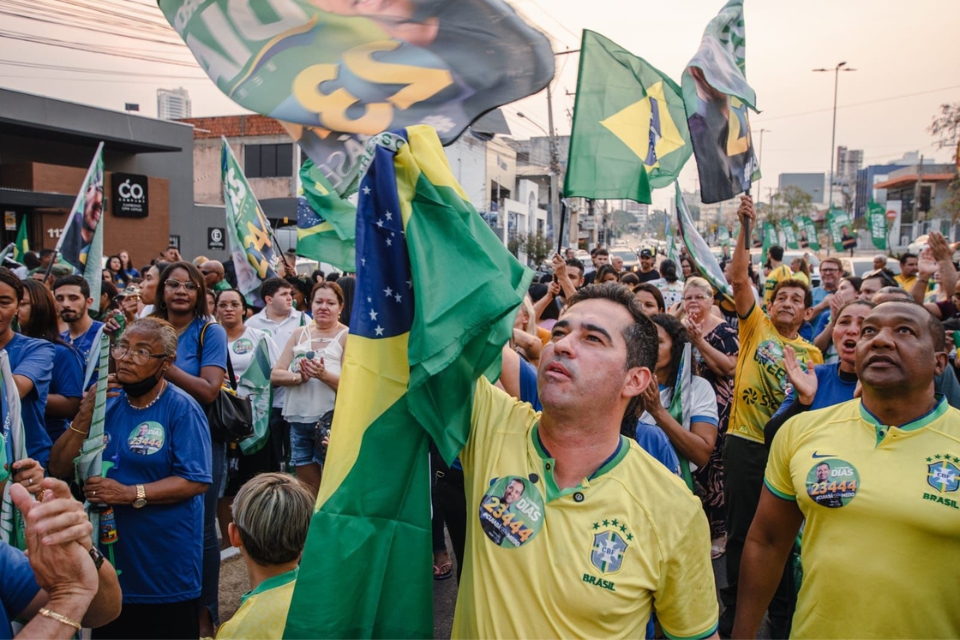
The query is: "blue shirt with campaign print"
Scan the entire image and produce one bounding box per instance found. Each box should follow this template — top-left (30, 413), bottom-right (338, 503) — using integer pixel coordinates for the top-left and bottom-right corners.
top-left (43, 342), bottom-right (84, 444)
top-left (5, 334), bottom-right (54, 468)
top-left (99, 385), bottom-right (212, 603)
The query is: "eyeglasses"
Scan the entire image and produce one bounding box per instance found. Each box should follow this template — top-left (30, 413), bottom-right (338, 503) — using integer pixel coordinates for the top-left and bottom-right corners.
top-left (819, 267), bottom-right (840, 273)
top-left (111, 345), bottom-right (167, 365)
top-left (165, 280), bottom-right (199, 292)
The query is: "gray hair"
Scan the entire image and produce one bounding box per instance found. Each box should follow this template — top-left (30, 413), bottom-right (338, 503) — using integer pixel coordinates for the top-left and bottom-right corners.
top-left (232, 473), bottom-right (313, 566)
top-left (125, 317), bottom-right (178, 359)
top-left (683, 276), bottom-right (714, 296)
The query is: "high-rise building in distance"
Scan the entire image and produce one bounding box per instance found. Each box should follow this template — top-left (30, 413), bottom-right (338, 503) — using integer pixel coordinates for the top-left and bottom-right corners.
top-left (157, 87), bottom-right (191, 120)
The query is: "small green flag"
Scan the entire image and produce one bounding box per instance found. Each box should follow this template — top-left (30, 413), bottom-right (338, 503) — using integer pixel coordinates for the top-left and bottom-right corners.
top-left (56, 142), bottom-right (105, 312)
top-left (761, 221), bottom-right (777, 263)
top-left (780, 219), bottom-right (799, 250)
top-left (868, 201), bottom-right (888, 251)
top-left (296, 159), bottom-right (357, 272)
top-left (827, 209), bottom-right (853, 253)
top-left (237, 339), bottom-right (274, 455)
top-left (565, 30), bottom-right (690, 202)
top-left (12, 218), bottom-right (28, 263)
top-left (799, 216), bottom-right (819, 251)
top-left (718, 224), bottom-right (730, 248)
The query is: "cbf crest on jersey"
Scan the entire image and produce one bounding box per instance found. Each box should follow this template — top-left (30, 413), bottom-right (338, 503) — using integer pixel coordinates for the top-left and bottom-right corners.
top-left (927, 457), bottom-right (960, 494)
top-left (591, 526), bottom-right (630, 574)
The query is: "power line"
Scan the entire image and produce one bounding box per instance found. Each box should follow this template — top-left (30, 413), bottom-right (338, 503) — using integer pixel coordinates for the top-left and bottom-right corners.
top-left (0, 59), bottom-right (206, 79)
top-left (754, 85), bottom-right (960, 124)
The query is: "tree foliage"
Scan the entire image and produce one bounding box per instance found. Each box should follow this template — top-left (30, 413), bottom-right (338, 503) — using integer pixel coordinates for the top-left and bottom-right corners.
top-left (928, 103), bottom-right (960, 222)
top-left (769, 186), bottom-right (815, 223)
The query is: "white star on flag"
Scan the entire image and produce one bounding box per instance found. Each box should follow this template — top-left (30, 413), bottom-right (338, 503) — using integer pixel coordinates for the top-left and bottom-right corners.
top-left (385, 211), bottom-right (393, 220)
top-left (369, 309), bottom-right (378, 321)
top-left (386, 238), bottom-right (392, 246)
top-left (384, 287), bottom-right (393, 297)
top-left (394, 293), bottom-right (402, 303)
top-left (376, 219), bottom-right (384, 228)
top-left (362, 186), bottom-right (371, 195)
top-left (375, 325), bottom-right (384, 336)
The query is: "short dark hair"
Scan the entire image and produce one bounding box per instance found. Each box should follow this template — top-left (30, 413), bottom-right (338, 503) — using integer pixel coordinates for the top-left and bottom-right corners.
top-left (595, 248), bottom-right (609, 257)
top-left (770, 278), bottom-right (812, 309)
top-left (260, 277), bottom-right (292, 301)
top-left (53, 274), bottom-right (90, 298)
top-left (650, 314), bottom-right (689, 386)
top-left (863, 268), bottom-right (898, 289)
top-left (769, 245), bottom-right (784, 261)
top-left (620, 272), bottom-right (640, 286)
top-left (215, 288), bottom-right (248, 314)
top-left (565, 258), bottom-right (585, 276)
top-left (39, 249), bottom-right (55, 258)
top-left (566, 283), bottom-right (658, 372)
top-left (899, 252), bottom-right (917, 265)
top-left (632, 283), bottom-right (665, 312)
top-left (0, 268), bottom-right (23, 303)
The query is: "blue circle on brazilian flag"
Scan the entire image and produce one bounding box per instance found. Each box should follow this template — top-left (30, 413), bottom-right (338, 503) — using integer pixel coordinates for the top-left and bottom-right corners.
top-left (806, 458), bottom-right (859, 508)
top-left (478, 476), bottom-right (544, 548)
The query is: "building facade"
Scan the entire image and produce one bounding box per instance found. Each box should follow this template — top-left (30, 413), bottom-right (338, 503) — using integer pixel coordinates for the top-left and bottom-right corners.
top-left (157, 87), bottom-right (192, 120)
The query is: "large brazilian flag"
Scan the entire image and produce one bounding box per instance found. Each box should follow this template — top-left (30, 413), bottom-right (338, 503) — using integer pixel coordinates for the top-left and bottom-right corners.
top-left (283, 126), bottom-right (531, 638)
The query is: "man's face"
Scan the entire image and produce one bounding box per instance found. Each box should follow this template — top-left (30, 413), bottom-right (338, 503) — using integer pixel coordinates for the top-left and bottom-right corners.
top-left (538, 298), bottom-right (650, 413)
top-left (768, 285), bottom-right (807, 335)
top-left (819, 261), bottom-right (841, 289)
top-left (873, 256), bottom-right (887, 271)
top-left (0, 282), bottom-right (19, 337)
top-left (164, 248), bottom-right (179, 262)
top-left (267, 287), bottom-right (294, 315)
top-left (503, 480), bottom-right (524, 506)
top-left (55, 285), bottom-right (90, 323)
top-left (816, 464), bottom-right (830, 482)
top-left (199, 264), bottom-right (222, 288)
top-left (856, 302), bottom-right (943, 392)
top-left (640, 255), bottom-right (654, 271)
top-left (564, 249), bottom-right (575, 260)
top-left (566, 266), bottom-right (584, 290)
top-left (83, 187), bottom-right (103, 233)
top-left (611, 256), bottom-right (624, 272)
top-left (859, 277), bottom-right (883, 301)
top-left (594, 253), bottom-right (610, 268)
top-left (901, 257), bottom-right (919, 278)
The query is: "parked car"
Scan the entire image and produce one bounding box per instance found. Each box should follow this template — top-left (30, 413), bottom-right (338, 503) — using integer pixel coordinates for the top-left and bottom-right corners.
top-left (611, 248), bottom-right (640, 272)
top-left (839, 257), bottom-right (901, 278)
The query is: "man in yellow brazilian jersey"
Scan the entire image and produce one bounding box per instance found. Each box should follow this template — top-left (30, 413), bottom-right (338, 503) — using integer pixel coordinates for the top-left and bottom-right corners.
top-left (734, 301), bottom-right (960, 638)
top-left (452, 284), bottom-right (719, 639)
top-left (763, 245), bottom-right (794, 309)
top-left (720, 196), bottom-right (823, 638)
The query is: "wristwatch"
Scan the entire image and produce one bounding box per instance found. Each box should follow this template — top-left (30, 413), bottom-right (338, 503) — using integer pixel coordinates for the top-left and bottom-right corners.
top-left (132, 484), bottom-right (147, 509)
top-left (89, 545), bottom-right (105, 571)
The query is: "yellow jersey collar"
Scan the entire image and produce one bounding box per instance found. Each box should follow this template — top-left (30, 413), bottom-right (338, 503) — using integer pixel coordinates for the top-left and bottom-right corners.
top-left (858, 395), bottom-right (947, 445)
top-left (532, 422), bottom-right (629, 502)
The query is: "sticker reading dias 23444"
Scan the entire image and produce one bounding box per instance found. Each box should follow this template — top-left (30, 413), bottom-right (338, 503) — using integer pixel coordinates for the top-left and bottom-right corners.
top-left (479, 476), bottom-right (545, 548)
top-left (806, 458), bottom-right (860, 508)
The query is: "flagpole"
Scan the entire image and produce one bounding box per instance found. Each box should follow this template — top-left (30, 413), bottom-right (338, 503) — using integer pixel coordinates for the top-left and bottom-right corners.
top-left (556, 200), bottom-right (566, 255)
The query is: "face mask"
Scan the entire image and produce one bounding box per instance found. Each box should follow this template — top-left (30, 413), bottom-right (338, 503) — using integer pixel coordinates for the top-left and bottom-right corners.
top-left (121, 361), bottom-right (165, 398)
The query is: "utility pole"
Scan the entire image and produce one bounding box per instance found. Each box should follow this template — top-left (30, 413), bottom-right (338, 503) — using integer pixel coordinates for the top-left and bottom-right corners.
top-left (546, 85), bottom-right (562, 247)
top-left (915, 154), bottom-right (925, 227)
top-left (814, 62), bottom-right (856, 211)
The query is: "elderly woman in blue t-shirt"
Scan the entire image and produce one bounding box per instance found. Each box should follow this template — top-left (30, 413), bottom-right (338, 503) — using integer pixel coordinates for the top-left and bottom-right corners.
top-left (50, 318), bottom-right (212, 639)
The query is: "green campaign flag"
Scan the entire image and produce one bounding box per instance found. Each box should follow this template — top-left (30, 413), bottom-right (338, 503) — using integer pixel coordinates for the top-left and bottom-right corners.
top-left (0, 352), bottom-right (25, 550)
top-left (74, 332), bottom-right (110, 544)
top-left (799, 216), bottom-right (819, 251)
top-left (160, 0), bottom-right (553, 196)
top-left (780, 219), bottom-right (799, 250)
top-left (297, 159), bottom-right (357, 272)
top-left (761, 221), bottom-right (777, 263)
top-left (221, 138), bottom-right (280, 306)
top-left (56, 142), bottom-right (104, 312)
top-left (676, 185), bottom-right (732, 300)
top-left (565, 30), bottom-right (691, 202)
top-left (718, 224), bottom-right (731, 248)
top-left (868, 200), bottom-right (888, 251)
top-left (827, 208), bottom-right (853, 252)
top-left (681, 0), bottom-right (761, 204)
top-left (12, 218), bottom-right (28, 263)
top-left (284, 126), bottom-right (531, 638)
top-left (237, 339), bottom-right (274, 456)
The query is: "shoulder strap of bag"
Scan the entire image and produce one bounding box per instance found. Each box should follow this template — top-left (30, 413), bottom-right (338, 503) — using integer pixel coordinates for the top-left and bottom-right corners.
top-left (198, 321), bottom-right (237, 391)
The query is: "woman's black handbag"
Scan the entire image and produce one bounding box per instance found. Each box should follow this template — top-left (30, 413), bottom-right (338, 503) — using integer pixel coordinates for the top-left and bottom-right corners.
top-left (200, 323), bottom-right (254, 444)
top-left (313, 409), bottom-right (334, 459)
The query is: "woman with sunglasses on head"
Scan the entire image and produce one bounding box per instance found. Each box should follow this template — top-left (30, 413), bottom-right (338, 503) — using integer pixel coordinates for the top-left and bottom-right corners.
top-left (149, 261), bottom-right (226, 638)
top-left (50, 318), bottom-right (211, 639)
top-left (679, 277), bottom-right (739, 559)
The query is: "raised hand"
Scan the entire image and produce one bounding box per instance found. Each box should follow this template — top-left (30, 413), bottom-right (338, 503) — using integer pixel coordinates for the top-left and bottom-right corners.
top-left (784, 345), bottom-right (818, 405)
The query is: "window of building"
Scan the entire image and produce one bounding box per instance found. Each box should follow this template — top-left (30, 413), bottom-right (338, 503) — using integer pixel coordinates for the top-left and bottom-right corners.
top-left (245, 143), bottom-right (293, 178)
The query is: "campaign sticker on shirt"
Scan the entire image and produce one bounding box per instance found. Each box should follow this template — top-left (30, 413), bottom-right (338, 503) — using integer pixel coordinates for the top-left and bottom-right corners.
top-left (232, 338), bottom-right (254, 355)
top-left (479, 476), bottom-right (544, 548)
top-left (127, 421), bottom-right (165, 456)
top-left (806, 458), bottom-right (859, 508)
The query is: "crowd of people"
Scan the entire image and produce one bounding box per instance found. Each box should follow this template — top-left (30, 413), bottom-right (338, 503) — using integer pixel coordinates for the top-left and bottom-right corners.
top-left (1, 193), bottom-right (959, 639)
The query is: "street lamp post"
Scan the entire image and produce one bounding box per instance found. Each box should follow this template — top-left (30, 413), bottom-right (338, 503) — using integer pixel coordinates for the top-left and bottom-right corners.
top-left (813, 62), bottom-right (856, 211)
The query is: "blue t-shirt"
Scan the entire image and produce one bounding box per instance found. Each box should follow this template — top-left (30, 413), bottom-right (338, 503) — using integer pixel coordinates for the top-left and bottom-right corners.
top-left (809, 286), bottom-right (833, 327)
top-left (100, 385), bottom-right (212, 603)
top-left (0, 541), bottom-right (39, 640)
top-left (634, 423), bottom-right (682, 476)
top-left (174, 317), bottom-right (227, 378)
top-left (5, 334), bottom-right (54, 469)
top-left (517, 358), bottom-right (542, 412)
top-left (769, 362), bottom-right (857, 422)
top-left (60, 321), bottom-right (104, 368)
top-left (43, 342), bottom-right (84, 444)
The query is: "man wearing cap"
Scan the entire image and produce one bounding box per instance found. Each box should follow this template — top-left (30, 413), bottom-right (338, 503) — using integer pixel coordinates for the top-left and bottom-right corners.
top-left (636, 249), bottom-right (661, 284)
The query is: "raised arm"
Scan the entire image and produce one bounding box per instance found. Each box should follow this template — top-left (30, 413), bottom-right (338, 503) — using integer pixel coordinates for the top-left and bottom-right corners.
top-left (731, 196), bottom-right (757, 319)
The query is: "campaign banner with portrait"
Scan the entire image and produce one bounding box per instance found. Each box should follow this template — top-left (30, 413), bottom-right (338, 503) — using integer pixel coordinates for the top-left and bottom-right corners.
top-left (827, 208), bottom-right (854, 253)
top-left (780, 219), bottom-right (799, 250)
top-left (681, 0), bottom-right (761, 204)
top-left (221, 138), bottom-right (280, 306)
top-left (868, 200), bottom-right (887, 251)
top-left (56, 142), bottom-right (105, 312)
top-left (160, 0), bottom-right (555, 196)
top-left (799, 216), bottom-right (819, 251)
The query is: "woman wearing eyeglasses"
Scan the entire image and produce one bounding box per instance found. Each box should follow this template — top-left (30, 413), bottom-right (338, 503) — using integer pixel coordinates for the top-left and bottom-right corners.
top-left (680, 276), bottom-right (739, 560)
top-left (150, 261), bottom-right (226, 638)
top-left (50, 318), bottom-right (211, 639)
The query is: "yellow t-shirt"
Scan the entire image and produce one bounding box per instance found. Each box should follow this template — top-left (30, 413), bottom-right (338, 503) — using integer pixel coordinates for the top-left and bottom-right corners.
top-left (895, 273), bottom-right (917, 291)
top-left (764, 263), bottom-right (795, 307)
top-left (452, 380), bottom-right (718, 639)
top-left (728, 304), bottom-right (823, 444)
top-left (216, 568), bottom-right (297, 640)
top-left (765, 398), bottom-right (960, 639)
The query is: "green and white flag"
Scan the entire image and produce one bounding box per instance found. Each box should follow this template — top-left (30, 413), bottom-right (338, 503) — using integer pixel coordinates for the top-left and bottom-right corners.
top-left (0, 352), bottom-right (25, 550)
top-left (222, 138), bottom-right (279, 306)
top-left (799, 216), bottom-right (819, 251)
top-left (761, 221), bottom-right (777, 263)
top-left (56, 142), bottom-right (104, 312)
top-left (676, 185), bottom-right (732, 300)
top-left (827, 209), bottom-right (853, 252)
top-left (74, 333), bottom-right (110, 542)
top-left (718, 224), bottom-right (731, 248)
top-left (237, 339), bottom-right (274, 456)
top-left (868, 201), bottom-right (887, 251)
top-left (780, 219), bottom-right (799, 250)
